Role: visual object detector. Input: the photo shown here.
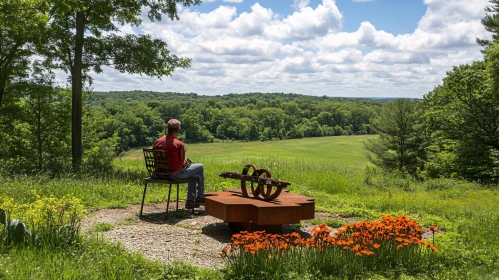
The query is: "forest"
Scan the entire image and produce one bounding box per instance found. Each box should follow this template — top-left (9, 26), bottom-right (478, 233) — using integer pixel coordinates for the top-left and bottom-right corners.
top-left (88, 91), bottom-right (384, 146)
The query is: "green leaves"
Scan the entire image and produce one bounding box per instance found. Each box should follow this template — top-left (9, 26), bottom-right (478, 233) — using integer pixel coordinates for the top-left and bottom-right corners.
top-left (86, 34), bottom-right (191, 77)
top-left (0, 208), bottom-right (31, 246)
top-left (423, 58), bottom-right (499, 183)
top-left (365, 99), bottom-right (426, 176)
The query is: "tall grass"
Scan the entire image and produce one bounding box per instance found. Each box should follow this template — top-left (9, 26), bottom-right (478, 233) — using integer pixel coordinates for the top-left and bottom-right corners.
top-left (0, 237), bottom-right (221, 280)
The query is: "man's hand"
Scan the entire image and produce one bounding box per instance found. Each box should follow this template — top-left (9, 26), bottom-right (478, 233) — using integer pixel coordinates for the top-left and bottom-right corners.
top-left (183, 159), bottom-right (191, 168)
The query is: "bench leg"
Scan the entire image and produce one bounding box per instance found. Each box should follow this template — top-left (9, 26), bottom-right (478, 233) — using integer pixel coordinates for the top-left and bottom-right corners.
top-left (176, 183), bottom-right (179, 212)
top-left (140, 182), bottom-right (148, 217)
top-left (165, 183), bottom-right (172, 218)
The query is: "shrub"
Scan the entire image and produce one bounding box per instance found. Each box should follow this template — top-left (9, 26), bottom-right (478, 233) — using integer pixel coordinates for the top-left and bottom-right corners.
top-left (0, 194), bottom-right (86, 248)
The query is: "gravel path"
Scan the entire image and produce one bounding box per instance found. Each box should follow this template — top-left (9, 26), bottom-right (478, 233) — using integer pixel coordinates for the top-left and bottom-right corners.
top-left (82, 202), bottom-right (232, 269)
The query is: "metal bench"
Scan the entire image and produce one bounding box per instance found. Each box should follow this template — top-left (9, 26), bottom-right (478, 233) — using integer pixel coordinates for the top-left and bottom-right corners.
top-left (141, 149), bottom-right (199, 217)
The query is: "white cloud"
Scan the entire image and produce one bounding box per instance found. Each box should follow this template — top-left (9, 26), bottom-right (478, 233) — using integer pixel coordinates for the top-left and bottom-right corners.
top-left (222, 0), bottom-right (243, 3)
top-left (265, 0), bottom-right (342, 41)
top-left (293, 0), bottom-right (311, 10)
top-left (72, 0), bottom-right (492, 98)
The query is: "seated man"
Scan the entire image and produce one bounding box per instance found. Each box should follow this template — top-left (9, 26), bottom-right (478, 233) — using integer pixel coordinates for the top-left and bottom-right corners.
top-left (152, 119), bottom-right (205, 209)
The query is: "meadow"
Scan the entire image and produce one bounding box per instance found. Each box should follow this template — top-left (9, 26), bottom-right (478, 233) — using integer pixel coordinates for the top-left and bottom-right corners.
top-left (0, 135), bottom-right (498, 279)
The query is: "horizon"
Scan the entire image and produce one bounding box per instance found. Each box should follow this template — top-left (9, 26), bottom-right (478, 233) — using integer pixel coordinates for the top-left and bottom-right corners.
top-left (92, 89), bottom-right (423, 100)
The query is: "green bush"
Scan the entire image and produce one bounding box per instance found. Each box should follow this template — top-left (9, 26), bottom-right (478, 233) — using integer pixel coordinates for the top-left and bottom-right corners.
top-left (0, 195), bottom-right (85, 248)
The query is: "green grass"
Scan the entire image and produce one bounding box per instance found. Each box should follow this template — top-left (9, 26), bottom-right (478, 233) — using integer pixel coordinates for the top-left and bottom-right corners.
top-left (0, 135), bottom-right (498, 279)
top-left (117, 135), bottom-right (375, 168)
top-left (89, 223), bottom-right (114, 232)
top-left (0, 237), bottom-right (221, 280)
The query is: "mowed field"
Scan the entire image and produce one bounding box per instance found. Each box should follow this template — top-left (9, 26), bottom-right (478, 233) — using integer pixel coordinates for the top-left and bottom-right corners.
top-left (117, 135), bottom-right (376, 168)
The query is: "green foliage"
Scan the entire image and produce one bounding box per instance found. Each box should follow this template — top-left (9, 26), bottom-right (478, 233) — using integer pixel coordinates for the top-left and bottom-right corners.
top-left (0, 209), bottom-right (31, 247)
top-left (88, 92), bottom-right (382, 151)
top-left (0, 79), bottom-right (72, 174)
top-left (0, 194), bottom-right (85, 248)
top-left (310, 218), bottom-right (346, 228)
top-left (365, 99), bottom-right (426, 176)
top-left (163, 261), bottom-right (221, 280)
top-left (0, 81), bottom-right (118, 175)
top-left (423, 61), bottom-right (499, 183)
top-left (0, 0), bottom-right (49, 108)
top-left (89, 223), bottom-right (113, 233)
top-left (477, 0), bottom-right (499, 48)
top-left (0, 235), bottom-right (221, 279)
top-left (0, 237), bottom-right (166, 279)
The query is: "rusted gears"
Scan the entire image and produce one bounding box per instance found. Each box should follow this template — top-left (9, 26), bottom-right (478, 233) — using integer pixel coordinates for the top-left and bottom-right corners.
top-left (219, 164), bottom-right (291, 201)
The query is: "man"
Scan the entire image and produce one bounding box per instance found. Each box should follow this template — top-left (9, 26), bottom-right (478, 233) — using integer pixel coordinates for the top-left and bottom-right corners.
top-left (153, 119), bottom-right (205, 209)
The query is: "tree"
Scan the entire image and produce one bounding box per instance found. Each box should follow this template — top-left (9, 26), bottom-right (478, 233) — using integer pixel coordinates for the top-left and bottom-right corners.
top-left (477, 0), bottom-right (499, 48)
top-left (0, 0), bottom-right (48, 110)
top-left (41, 0), bottom-right (200, 170)
top-left (0, 77), bottom-right (72, 174)
top-left (423, 61), bottom-right (499, 182)
top-left (365, 99), bottom-right (426, 175)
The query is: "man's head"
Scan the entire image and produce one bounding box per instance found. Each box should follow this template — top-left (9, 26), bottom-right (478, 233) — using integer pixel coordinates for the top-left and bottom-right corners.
top-left (167, 119), bottom-right (181, 134)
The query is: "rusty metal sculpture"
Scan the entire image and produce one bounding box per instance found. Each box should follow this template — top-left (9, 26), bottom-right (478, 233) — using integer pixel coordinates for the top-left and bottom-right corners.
top-left (219, 164), bottom-right (291, 201)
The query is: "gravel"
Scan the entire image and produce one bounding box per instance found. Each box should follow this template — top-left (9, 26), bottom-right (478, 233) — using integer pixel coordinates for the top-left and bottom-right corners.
top-left (82, 202), bottom-right (232, 269)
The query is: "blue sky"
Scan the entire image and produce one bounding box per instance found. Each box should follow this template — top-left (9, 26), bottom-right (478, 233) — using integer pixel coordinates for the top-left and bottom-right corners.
top-left (195, 0), bottom-right (427, 35)
top-left (83, 0), bottom-right (491, 98)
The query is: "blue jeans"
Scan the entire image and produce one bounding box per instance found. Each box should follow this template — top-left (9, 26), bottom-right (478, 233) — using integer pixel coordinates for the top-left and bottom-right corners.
top-left (172, 164), bottom-right (205, 201)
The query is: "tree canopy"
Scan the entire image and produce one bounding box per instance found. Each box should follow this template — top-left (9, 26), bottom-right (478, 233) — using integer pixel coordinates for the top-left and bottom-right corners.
top-left (0, 0), bottom-right (49, 109)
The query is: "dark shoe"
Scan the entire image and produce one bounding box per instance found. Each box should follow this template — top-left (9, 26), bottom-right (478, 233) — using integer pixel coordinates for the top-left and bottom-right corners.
top-left (185, 200), bottom-right (196, 209)
top-left (194, 197), bottom-right (205, 205)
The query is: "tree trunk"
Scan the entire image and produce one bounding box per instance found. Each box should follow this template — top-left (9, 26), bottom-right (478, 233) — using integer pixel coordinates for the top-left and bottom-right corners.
top-left (37, 95), bottom-right (42, 171)
top-left (0, 80), bottom-right (5, 112)
top-left (71, 12), bottom-right (85, 172)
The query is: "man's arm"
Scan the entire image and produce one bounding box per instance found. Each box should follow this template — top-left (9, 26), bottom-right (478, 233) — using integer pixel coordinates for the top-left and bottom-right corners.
top-left (179, 143), bottom-right (189, 168)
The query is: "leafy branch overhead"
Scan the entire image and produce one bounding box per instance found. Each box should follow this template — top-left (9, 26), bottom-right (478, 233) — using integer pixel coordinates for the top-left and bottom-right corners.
top-left (85, 34), bottom-right (191, 77)
top-left (42, 0), bottom-right (199, 77)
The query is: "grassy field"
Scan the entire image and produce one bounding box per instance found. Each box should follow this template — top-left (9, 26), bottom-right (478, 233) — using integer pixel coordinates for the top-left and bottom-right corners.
top-left (117, 135), bottom-right (375, 168)
top-left (1, 135), bottom-right (498, 279)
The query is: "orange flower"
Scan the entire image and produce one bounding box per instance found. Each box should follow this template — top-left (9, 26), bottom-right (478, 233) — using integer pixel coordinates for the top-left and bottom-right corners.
top-left (361, 249), bottom-right (374, 255)
top-left (373, 243), bottom-right (381, 249)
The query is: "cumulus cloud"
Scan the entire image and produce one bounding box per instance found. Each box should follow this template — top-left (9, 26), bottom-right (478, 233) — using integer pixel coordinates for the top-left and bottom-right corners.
top-left (77, 0), bottom-right (492, 98)
top-left (293, 0), bottom-right (311, 10)
top-left (265, 0), bottom-right (342, 41)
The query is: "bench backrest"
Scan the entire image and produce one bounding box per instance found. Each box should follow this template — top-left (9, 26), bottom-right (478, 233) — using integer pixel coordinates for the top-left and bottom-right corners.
top-left (143, 149), bottom-right (171, 175)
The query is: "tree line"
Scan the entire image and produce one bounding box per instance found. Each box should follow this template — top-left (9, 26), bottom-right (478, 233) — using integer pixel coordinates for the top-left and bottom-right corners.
top-left (88, 91), bottom-right (384, 152)
top-left (0, 86), bottom-right (385, 174)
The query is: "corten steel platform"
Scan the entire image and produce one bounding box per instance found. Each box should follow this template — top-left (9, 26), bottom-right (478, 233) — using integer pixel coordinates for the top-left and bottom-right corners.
top-left (205, 188), bottom-right (315, 233)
